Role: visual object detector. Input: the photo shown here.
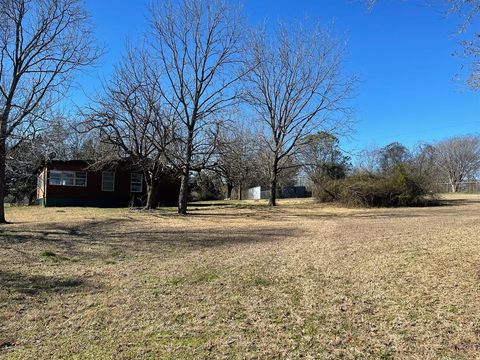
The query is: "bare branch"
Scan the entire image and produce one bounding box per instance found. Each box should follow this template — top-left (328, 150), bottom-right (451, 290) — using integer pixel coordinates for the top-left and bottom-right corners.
top-left (0, 0), bottom-right (100, 222)
top-left (150, 0), bottom-right (245, 214)
top-left (242, 20), bottom-right (356, 206)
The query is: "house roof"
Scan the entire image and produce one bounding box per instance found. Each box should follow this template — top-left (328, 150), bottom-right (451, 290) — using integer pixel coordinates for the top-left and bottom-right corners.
top-left (41, 159), bottom-right (140, 172)
top-left (46, 160), bottom-right (94, 166)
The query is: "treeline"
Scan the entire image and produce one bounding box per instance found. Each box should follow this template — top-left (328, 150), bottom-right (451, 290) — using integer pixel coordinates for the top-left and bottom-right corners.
top-left (1, 0), bottom-right (355, 218)
top-left (1, 0), bottom-right (479, 221)
top-left (8, 116), bottom-right (480, 208)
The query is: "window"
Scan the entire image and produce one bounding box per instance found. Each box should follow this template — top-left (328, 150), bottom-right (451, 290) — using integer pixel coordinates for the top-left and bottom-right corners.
top-left (102, 171), bottom-right (115, 192)
top-left (49, 171), bottom-right (62, 185)
top-left (63, 172), bottom-right (75, 186)
top-left (130, 172), bottom-right (143, 193)
top-left (74, 172), bottom-right (87, 186)
top-left (48, 171), bottom-right (87, 187)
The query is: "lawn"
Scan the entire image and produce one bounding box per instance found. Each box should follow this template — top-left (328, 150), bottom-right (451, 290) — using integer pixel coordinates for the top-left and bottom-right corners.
top-left (1, 195), bottom-right (480, 359)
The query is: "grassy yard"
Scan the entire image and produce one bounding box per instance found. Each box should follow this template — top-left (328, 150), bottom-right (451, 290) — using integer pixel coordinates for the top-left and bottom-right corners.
top-left (1, 195), bottom-right (480, 359)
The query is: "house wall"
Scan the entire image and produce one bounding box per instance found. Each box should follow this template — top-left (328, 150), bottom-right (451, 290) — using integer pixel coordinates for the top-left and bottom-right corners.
top-left (40, 162), bottom-right (145, 207)
top-left (36, 170), bottom-right (46, 200)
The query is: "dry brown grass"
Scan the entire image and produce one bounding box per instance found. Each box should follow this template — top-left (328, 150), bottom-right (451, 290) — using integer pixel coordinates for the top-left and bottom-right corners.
top-left (2, 195), bottom-right (480, 359)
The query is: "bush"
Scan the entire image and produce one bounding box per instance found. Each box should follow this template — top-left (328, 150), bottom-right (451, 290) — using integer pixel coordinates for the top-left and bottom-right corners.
top-left (314, 166), bottom-right (433, 207)
top-left (311, 162), bottom-right (349, 202)
top-left (190, 172), bottom-right (223, 201)
top-left (313, 179), bottom-right (343, 202)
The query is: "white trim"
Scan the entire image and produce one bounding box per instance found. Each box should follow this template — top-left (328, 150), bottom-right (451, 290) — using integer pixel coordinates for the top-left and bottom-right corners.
top-left (101, 171), bottom-right (115, 192)
top-left (48, 170), bottom-right (87, 187)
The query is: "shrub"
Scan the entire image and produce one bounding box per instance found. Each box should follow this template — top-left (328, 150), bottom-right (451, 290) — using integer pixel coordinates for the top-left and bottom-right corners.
top-left (315, 166), bottom-right (433, 207)
top-left (313, 179), bottom-right (343, 202)
top-left (190, 172), bottom-right (223, 201)
top-left (311, 162), bottom-right (349, 202)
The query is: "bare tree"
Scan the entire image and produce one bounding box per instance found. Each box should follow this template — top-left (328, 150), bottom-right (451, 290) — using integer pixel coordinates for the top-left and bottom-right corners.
top-left (0, 0), bottom-right (99, 222)
top-left (5, 118), bottom-right (100, 204)
top-left (150, 0), bottom-right (245, 215)
top-left (243, 21), bottom-right (355, 206)
top-left (217, 124), bottom-right (262, 199)
top-left (84, 47), bottom-right (174, 209)
top-left (366, 0), bottom-right (479, 9)
top-left (434, 135), bottom-right (480, 192)
top-left (354, 145), bottom-right (383, 173)
top-left (410, 142), bottom-right (442, 188)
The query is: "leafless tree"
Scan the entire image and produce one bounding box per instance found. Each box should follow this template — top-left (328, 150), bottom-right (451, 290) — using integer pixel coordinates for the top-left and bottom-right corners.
top-left (0, 0), bottom-right (100, 222)
top-left (354, 145), bottom-right (385, 173)
top-left (5, 118), bottom-right (99, 204)
top-left (410, 142), bottom-right (442, 188)
top-left (366, 0), bottom-right (479, 8)
top-left (243, 21), bottom-right (355, 206)
top-left (83, 47), bottom-right (175, 209)
top-left (433, 135), bottom-right (480, 192)
top-left (428, 1), bottom-right (480, 89)
top-left (217, 124), bottom-right (262, 199)
top-left (150, 0), bottom-right (245, 215)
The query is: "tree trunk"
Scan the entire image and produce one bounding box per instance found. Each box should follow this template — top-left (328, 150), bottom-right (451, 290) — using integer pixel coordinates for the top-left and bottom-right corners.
top-left (178, 129), bottom-right (194, 215)
top-left (145, 180), bottom-right (160, 210)
top-left (226, 181), bottom-right (233, 199)
top-left (237, 184), bottom-right (242, 200)
top-left (178, 172), bottom-right (189, 215)
top-left (451, 182), bottom-right (459, 193)
top-left (269, 177), bottom-right (278, 206)
top-left (269, 158), bottom-right (279, 206)
top-left (0, 78), bottom-right (17, 223)
top-left (0, 135), bottom-right (6, 223)
top-left (449, 175), bottom-right (460, 193)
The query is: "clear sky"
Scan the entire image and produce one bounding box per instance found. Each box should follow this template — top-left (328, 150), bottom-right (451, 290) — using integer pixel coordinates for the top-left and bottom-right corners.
top-left (78, 0), bottom-right (480, 154)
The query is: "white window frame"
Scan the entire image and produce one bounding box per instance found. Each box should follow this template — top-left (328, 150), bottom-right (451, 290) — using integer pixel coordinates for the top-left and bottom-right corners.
top-left (49, 170), bottom-right (62, 186)
top-left (130, 172), bottom-right (143, 193)
top-left (101, 171), bottom-right (115, 192)
top-left (48, 170), bottom-right (87, 187)
top-left (73, 171), bottom-right (87, 187)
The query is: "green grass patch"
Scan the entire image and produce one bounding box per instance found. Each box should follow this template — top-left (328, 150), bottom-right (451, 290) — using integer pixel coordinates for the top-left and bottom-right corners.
top-left (41, 251), bottom-right (57, 257)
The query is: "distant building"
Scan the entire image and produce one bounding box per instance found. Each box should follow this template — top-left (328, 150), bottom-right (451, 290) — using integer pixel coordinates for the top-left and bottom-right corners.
top-left (37, 160), bottom-right (179, 207)
top-left (244, 185), bottom-right (310, 200)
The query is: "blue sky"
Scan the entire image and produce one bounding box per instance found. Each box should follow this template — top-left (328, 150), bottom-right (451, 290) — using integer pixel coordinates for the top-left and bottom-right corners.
top-left (78, 0), bottom-right (480, 154)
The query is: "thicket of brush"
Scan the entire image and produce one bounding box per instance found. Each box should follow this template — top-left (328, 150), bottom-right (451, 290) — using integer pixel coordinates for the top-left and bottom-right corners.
top-left (314, 165), bottom-right (434, 207)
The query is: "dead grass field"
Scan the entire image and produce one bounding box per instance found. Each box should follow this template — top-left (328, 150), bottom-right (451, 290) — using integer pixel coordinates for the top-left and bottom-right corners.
top-left (1, 195), bottom-right (480, 359)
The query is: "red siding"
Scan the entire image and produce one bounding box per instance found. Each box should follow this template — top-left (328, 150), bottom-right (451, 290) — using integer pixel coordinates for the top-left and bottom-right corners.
top-left (40, 161), bottom-right (145, 206)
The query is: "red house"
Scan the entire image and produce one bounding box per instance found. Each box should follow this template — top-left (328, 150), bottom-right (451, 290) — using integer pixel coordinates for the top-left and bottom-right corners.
top-left (37, 160), bottom-right (150, 207)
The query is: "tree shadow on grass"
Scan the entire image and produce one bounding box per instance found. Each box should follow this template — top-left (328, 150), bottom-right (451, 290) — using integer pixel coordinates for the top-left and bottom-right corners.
top-left (0, 270), bottom-right (87, 296)
top-left (79, 219), bottom-right (301, 253)
top-left (0, 217), bottom-right (301, 261)
top-left (0, 219), bottom-right (126, 246)
top-left (435, 198), bottom-right (480, 206)
top-left (183, 211), bottom-right (344, 223)
top-left (97, 227), bottom-right (300, 249)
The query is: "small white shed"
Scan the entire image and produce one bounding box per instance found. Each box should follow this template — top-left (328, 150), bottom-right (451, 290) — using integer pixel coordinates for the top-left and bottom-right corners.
top-left (246, 186), bottom-right (261, 200)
